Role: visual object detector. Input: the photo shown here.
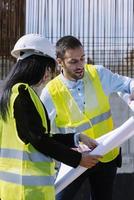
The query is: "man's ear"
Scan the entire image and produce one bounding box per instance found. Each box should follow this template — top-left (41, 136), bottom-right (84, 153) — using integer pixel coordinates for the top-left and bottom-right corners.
top-left (56, 58), bottom-right (62, 65)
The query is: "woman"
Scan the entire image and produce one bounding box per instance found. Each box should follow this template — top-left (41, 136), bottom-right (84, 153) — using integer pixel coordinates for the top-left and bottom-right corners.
top-left (0, 34), bottom-right (100, 200)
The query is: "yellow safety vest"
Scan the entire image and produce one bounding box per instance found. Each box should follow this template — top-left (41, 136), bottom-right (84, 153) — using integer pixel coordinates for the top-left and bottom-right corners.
top-left (0, 83), bottom-right (55, 200)
top-left (47, 65), bottom-right (119, 163)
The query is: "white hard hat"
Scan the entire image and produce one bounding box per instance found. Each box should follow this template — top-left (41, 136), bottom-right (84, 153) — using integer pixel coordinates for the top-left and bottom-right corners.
top-left (11, 33), bottom-right (56, 60)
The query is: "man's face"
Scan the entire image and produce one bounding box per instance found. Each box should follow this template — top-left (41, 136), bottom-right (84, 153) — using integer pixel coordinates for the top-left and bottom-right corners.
top-left (57, 47), bottom-right (85, 81)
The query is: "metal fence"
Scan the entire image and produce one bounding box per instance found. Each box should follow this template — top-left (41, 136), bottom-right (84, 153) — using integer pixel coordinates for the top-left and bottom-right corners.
top-left (0, 0), bottom-right (134, 79)
top-left (26, 0), bottom-right (134, 78)
top-left (0, 0), bottom-right (26, 79)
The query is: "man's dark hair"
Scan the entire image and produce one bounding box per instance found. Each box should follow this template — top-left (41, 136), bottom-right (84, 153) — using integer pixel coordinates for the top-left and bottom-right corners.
top-left (56, 35), bottom-right (83, 59)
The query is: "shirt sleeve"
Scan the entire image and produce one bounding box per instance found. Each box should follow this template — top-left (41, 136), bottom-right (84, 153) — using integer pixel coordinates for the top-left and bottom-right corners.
top-left (130, 80), bottom-right (134, 94)
top-left (14, 85), bottom-right (81, 168)
top-left (40, 86), bottom-right (60, 133)
top-left (95, 65), bottom-right (132, 96)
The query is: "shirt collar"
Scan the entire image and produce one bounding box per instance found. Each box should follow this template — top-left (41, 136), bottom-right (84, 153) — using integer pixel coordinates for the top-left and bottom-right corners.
top-left (59, 72), bottom-right (83, 89)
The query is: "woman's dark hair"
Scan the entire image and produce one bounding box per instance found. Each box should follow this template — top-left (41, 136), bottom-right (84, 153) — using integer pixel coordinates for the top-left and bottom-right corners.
top-left (0, 54), bottom-right (56, 121)
top-left (56, 35), bottom-right (83, 59)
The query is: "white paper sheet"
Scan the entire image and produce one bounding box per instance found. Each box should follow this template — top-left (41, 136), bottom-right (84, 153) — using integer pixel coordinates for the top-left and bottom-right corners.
top-left (55, 116), bottom-right (134, 195)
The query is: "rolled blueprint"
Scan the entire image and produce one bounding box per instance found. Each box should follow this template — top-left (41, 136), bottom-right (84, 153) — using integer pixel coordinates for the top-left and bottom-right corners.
top-left (55, 116), bottom-right (134, 194)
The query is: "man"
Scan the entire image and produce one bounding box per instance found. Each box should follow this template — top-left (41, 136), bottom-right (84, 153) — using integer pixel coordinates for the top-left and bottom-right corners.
top-left (40, 35), bottom-right (134, 200)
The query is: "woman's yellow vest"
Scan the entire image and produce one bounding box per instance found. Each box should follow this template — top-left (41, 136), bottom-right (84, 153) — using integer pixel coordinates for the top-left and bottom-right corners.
top-left (47, 65), bottom-right (119, 163)
top-left (0, 83), bottom-right (55, 200)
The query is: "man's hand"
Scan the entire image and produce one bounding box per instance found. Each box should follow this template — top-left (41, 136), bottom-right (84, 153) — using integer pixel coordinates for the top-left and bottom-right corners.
top-left (79, 133), bottom-right (98, 150)
top-left (118, 92), bottom-right (134, 112)
top-left (79, 152), bottom-right (101, 168)
top-left (127, 93), bottom-right (134, 111)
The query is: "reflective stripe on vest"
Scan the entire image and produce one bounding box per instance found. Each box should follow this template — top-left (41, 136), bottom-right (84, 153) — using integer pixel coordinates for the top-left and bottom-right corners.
top-left (0, 171), bottom-right (55, 186)
top-left (0, 148), bottom-right (51, 162)
top-left (58, 110), bottom-right (111, 133)
top-left (91, 110), bottom-right (111, 125)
